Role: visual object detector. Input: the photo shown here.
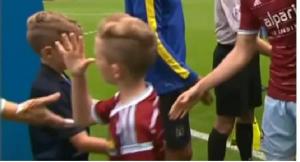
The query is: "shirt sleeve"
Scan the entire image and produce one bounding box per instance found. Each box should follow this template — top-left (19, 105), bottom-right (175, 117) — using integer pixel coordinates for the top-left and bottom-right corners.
top-left (91, 98), bottom-right (115, 124)
top-left (238, 0), bottom-right (260, 35)
top-left (220, 0), bottom-right (240, 32)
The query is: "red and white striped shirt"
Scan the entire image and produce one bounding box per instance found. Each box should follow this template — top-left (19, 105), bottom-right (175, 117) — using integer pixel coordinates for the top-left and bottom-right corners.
top-left (91, 84), bottom-right (165, 160)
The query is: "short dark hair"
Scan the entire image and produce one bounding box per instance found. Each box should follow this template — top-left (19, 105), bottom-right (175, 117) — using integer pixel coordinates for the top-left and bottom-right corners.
top-left (27, 11), bottom-right (82, 54)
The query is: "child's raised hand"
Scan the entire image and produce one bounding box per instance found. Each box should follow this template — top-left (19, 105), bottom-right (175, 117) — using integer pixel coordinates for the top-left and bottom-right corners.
top-left (55, 33), bottom-right (95, 77)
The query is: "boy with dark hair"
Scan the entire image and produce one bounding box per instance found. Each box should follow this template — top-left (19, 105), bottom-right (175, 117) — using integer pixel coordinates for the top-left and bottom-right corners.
top-left (55, 13), bottom-right (165, 160)
top-left (27, 11), bottom-right (110, 160)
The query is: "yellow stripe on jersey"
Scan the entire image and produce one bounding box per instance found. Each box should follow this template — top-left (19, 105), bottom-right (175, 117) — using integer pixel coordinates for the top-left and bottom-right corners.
top-left (145, 0), bottom-right (190, 79)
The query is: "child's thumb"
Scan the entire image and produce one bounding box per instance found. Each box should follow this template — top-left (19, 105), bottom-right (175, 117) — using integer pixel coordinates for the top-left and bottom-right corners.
top-left (83, 58), bottom-right (95, 69)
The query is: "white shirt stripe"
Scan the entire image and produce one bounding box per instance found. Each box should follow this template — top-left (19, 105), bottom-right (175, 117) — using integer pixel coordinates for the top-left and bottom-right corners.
top-left (120, 142), bottom-right (154, 155)
top-left (119, 107), bottom-right (130, 145)
top-left (128, 105), bottom-right (137, 144)
top-left (238, 29), bottom-right (259, 35)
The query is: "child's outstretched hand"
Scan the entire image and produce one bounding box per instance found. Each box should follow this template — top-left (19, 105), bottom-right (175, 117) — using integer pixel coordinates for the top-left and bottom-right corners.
top-left (55, 33), bottom-right (95, 77)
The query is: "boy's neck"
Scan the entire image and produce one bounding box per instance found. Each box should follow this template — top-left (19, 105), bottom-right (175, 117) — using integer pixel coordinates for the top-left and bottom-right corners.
top-left (118, 79), bottom-right (148, 105)
top-left (41, 60), bottom-right (64, 74)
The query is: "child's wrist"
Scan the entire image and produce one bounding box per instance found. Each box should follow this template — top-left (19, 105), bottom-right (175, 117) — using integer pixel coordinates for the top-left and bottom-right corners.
top-left (70, 72), bottom-right (86, 78)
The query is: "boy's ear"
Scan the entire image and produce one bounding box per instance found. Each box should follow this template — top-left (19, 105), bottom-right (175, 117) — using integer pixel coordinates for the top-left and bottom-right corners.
top-left (111, 63), bottom-right (122, 79)
top-left (40, 46), bottom-right (53, 58)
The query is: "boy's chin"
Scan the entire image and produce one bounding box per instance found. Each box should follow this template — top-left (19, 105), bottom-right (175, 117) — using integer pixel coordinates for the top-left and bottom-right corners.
top-left (103, 78), bottom-right (117, 85)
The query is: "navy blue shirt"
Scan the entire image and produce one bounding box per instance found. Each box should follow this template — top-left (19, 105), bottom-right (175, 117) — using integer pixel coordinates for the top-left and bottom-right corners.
top-left (29, 64), bottom-right (89, 160)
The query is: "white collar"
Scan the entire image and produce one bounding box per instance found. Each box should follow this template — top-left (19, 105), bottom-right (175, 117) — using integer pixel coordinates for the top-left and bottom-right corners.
top-left (110, 83), bottom-right (154, 117)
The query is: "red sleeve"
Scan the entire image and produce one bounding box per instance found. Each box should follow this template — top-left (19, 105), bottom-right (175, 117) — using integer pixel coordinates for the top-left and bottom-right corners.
top-left (149, 108), bottom-right (165, 160)
top-left (91, 97), bottom-right (116, 124)
top-left (239, 0), bottom-right (260, 34)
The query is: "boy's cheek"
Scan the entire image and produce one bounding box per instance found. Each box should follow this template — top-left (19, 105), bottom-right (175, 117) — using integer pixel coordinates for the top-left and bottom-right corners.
top-left (100, 68), bottom-right (116, 84)
top-left (95, 60), bottom-right (116, 84)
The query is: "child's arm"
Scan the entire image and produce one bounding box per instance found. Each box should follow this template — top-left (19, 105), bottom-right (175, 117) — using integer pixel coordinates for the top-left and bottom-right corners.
top-left (70, 74), bottom-right (95, 127)
top-left (55, 33), bottom-right (96, 127)
top-left (70, 131), bottom-right (112, 154)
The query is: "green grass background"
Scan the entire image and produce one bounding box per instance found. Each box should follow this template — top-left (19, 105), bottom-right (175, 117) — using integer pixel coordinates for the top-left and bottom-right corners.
top-left (44, 0), bottom-right (270, 160)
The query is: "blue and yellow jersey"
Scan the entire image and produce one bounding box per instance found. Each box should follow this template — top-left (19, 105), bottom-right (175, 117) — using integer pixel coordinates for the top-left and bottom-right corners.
top-left (125, 0), bottom-right (198, 95)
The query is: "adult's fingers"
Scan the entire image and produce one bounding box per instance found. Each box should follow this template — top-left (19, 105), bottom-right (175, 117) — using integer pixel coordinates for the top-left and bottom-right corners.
top-left (17, 93), bottom-right (61, 113)
top-left (32, 92), bottom-right (61, 107)
top-left (179, 109), bottom-right (188, 119)
top-left (169, 95), bottom-right (187, 120)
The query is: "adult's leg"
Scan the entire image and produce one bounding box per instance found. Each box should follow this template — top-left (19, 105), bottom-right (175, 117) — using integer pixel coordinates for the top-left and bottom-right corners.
top-left (210, 43), bottom-right (258, 160)
top-left (159, 89), bottom-right (193, 160)
top-left (236, 110), bottom-right (254, 160)
top-left (208, 115), bottom-right (235, 160)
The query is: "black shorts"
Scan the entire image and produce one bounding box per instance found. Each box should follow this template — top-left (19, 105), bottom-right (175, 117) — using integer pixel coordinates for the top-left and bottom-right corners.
top-left (213, 43), bottom-right (262, 117)
top-left (159, 85), bottom-right (193, 150)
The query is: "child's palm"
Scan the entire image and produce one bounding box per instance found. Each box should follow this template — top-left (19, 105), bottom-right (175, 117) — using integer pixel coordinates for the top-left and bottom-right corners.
top-left (65, 53), bottom-right (95, 77)
top-left (55, 33), bottom-right (95, 76)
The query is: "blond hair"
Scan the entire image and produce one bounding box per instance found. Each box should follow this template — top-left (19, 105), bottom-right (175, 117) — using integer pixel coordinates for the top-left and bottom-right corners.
top-left (97, 13), bottom-right (157, 79)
